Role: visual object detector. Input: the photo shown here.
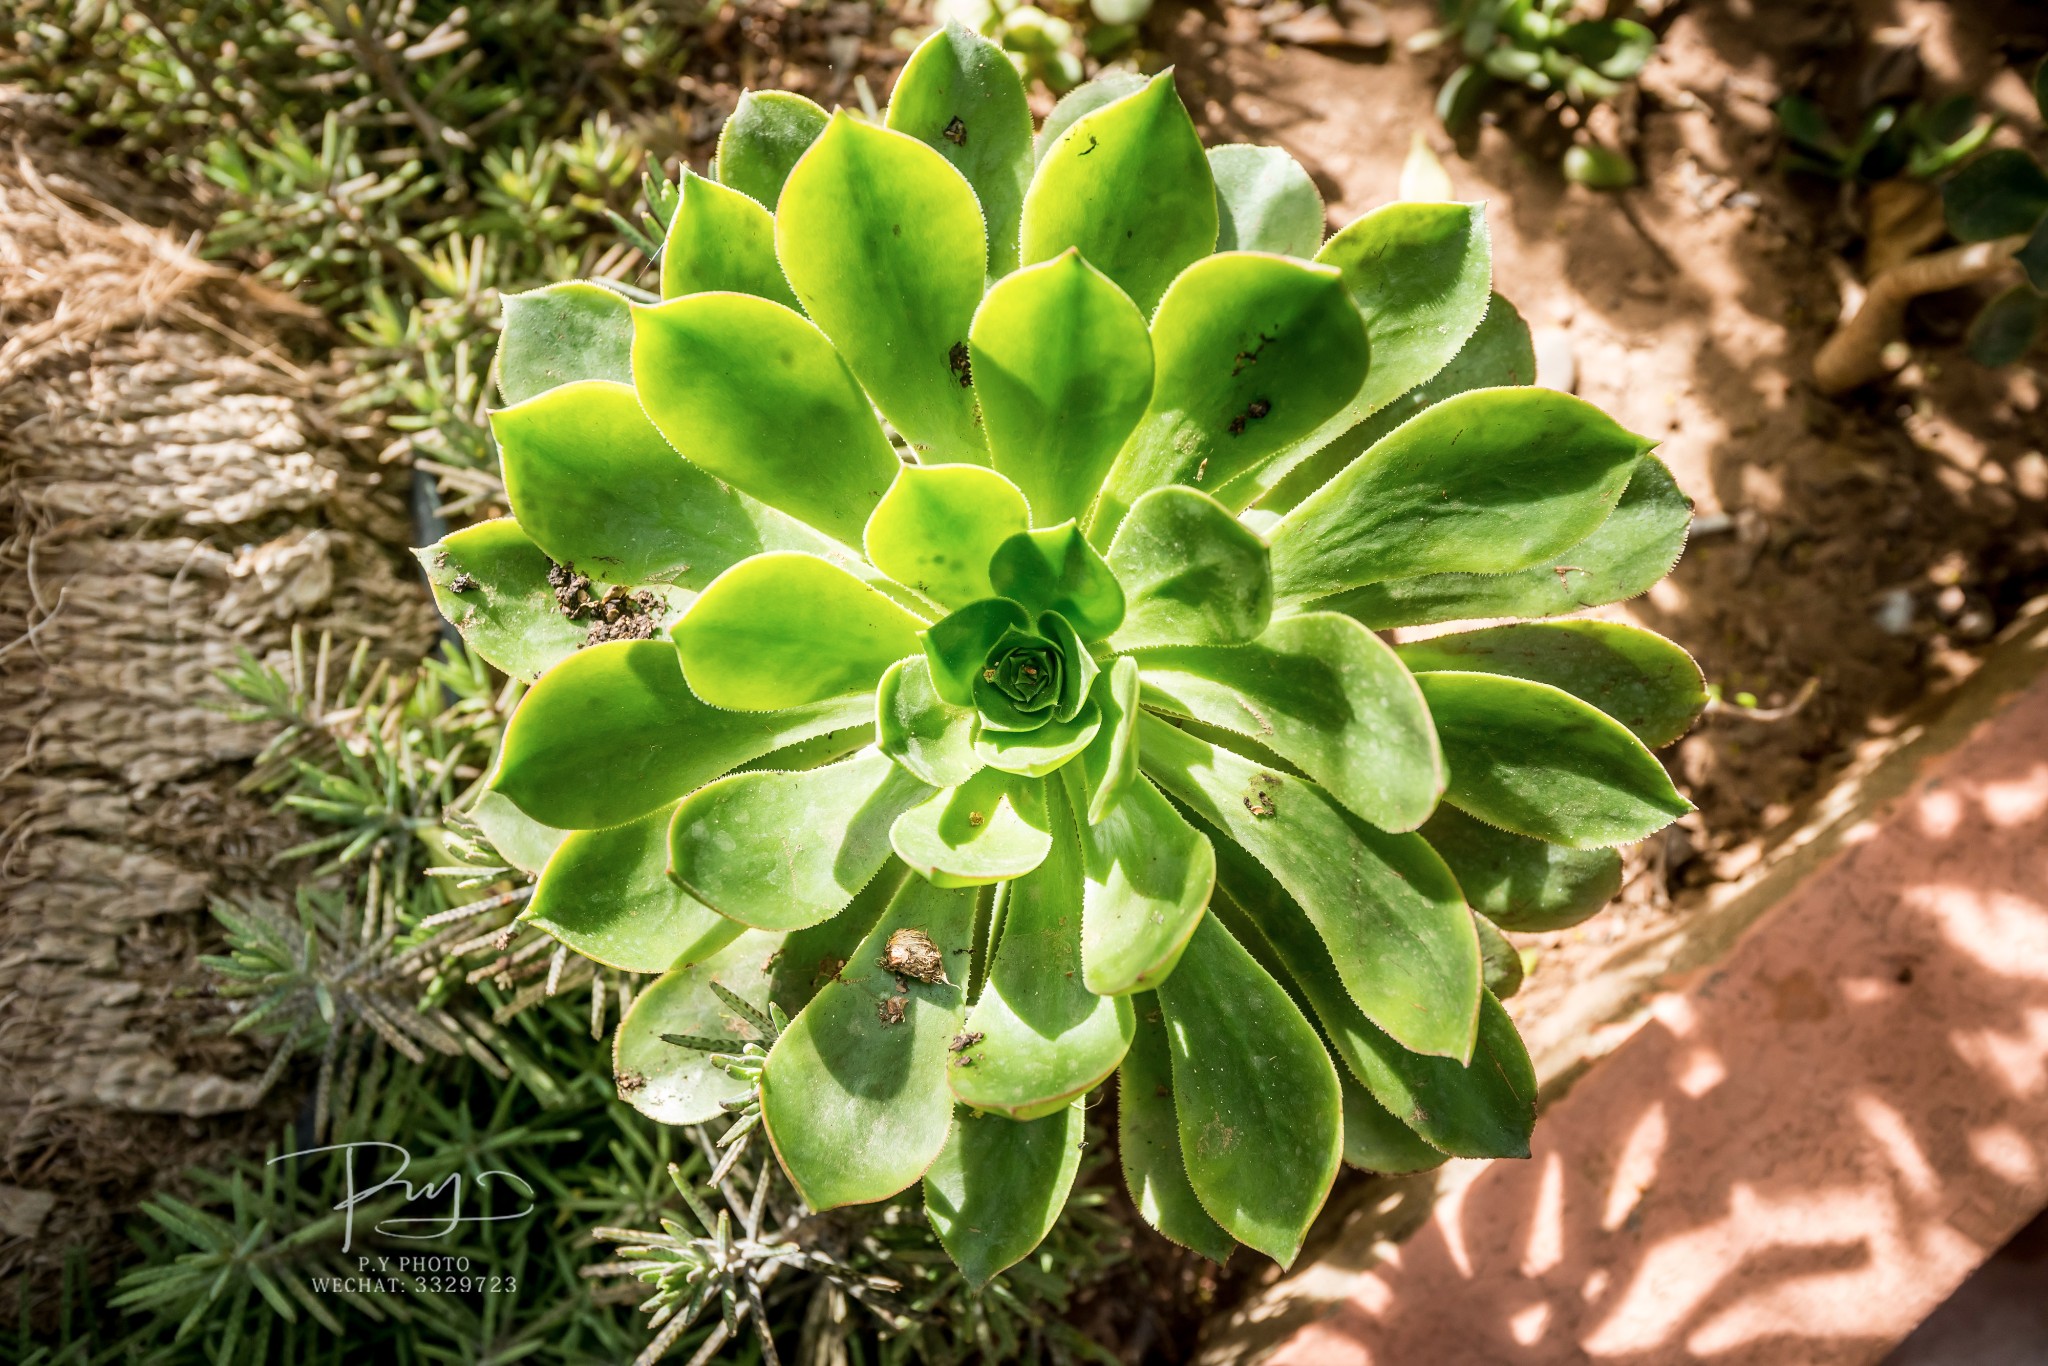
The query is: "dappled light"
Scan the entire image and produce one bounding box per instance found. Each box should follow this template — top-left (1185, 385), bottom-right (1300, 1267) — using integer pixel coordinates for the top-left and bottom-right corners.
top-left (1230, 659), bottom-right (2048, 1364)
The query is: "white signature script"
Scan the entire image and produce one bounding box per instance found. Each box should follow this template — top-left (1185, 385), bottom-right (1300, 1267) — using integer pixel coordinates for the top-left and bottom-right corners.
top-left (269, 1141), bottom-right (536, 1252)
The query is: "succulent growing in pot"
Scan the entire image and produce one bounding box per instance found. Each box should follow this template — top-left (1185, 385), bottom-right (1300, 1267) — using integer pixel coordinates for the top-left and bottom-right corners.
top-left (420, 22), bottom-right (1703, 1282)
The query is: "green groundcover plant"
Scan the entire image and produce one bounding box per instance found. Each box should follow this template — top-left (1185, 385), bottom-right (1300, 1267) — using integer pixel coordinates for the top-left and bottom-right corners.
top-left (1932, 62), bottom-right (2048, 366)
top-left (1422, 0), bottom-right (1656, 188)
top-left (419, 21), bottom-right (1703, 1284)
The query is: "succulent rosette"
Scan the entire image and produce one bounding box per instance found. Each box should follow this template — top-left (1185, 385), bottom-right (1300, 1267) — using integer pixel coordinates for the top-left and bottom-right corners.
top-left (420, 24), bottom-right (1704, 1281)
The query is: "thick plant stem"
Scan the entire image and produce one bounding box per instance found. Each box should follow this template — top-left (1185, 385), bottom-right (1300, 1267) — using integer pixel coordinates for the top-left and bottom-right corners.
top-left (1813, 234), bottom-right (2025, 394)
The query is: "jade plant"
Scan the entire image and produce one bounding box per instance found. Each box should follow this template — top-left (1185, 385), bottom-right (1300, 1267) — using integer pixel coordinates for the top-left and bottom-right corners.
top-left (419, 21), bottom-right (1703, 1283)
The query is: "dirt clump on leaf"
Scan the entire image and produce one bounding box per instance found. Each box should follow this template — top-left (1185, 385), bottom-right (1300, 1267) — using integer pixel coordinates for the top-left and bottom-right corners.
top-left (1243, 772), bottom-right (1282, 819)
top-left (878, 928), bottom-right (949, 984)
top-left (549, 561), bottom-right (663, 646)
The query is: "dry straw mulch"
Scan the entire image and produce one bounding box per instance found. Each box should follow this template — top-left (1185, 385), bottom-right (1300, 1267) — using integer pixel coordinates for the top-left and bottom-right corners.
top-left (0, 90), bottom-right (435, 1295)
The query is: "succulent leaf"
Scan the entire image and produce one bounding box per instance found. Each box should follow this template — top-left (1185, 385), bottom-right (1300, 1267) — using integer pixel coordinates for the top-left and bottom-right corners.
top-left (1339, 1071), bottom-right (1450, 1175)
top-left (890, 768), bottom-right (1055, 887)
top-left (759, 877), bottom-right (976, 1208)
top-left (1474, 912), bottom-right (1525, 1000)
top-left (1105, 487), bottom-right (1273, 649)
top-left (1557, 18), bottom-right (1656, 80)
top-left (924, 1101), bottom-right (1087, 1289)
top-left (1155, 912), bottom-right (1341, 1267)
top-left (1301, 201), bottom-right (1492, 451)
top-left (1330, 453), bottom-right (1693, 629)
top-left (1020, 71), bottom-right (1217, 313)
top-left (1062, 766), bottom-right (1213, 995)
top-left (1035, 70), bottom-right (1148, 162)
top-left (467, 788), bottom-right (567, 876)
top-left (632, 293), bottom-right (900, 548)
top-left (1140, 714), bottom-right (1481, 1062)
top-left (778, 113), bottom-right (990, 460)
top-left (988, 522), bottom-right (1128, 639)
top-left (865, 464), bottom-right (1032, 610)
top-left (659, 168), bottom-right (802, 310)
top-left (2021, 217), bottom-right (2048, 293)
top-left (1418, 671), bottom-right (1693, 849)
top-left (526, 804), bottom-right (741, 972)
top-left (1421, 804), bottom-right (1623, 933)
top-left (970, 252), bottom-right (1155, 527)
top-left (1208, 145), bottom-right (1326, 258)
top-left (493, 380), bottom-right (765, 588)
top-left (1118, 996), bottom-right (1237, 1262)
top-left (1202, 876), bottom-right (1448, 1175)
top-left (717, 89), bottom-right (830, 208)
top-left (669, 748), bottom-right (936, 930)
top-left (1269, 387), bottom-right (1652, 606)
top-left (886, 21), bottom-right (1036, 278)
top-left (770, 867), bottom-right (902, 1016)
top-left (613, 930), bottom-right (783, 1125)
top-left (1077, 656), bottom-right (1142, 823)
top-left (951, 779), bottom-right (1134, 1117)
top-left (1396, 619), bottom-right (1707, 749)
top-left (1256, 290), bottom-right (1535, 513)
top-left (491, 640), bottom-right (870, 830)
top-left (877, 656), bottom-right (983, 789)
top-left (418, 518), bottom-right (682, 683)
top-left (497, 280), bottom-right (637, 405)
top-left (1210, 842), bottom-right (1534, 1159)
top-left (1349, 991), bottom-right (1537, 1160)
top-left (1037, 610), bottom-right (1100, 721)
top-left (1095, 253), bottom-right (1370, 538)
top-left (974, 700), bottom-right (1101, 776)
top-left (1136, 611), bottom-right (1445, 833)
top-left (673, 553), bottom-right (928, 711)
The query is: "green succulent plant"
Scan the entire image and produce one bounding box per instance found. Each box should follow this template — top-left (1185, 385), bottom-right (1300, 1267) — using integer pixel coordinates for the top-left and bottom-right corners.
top-left (1773, 92), bottom-right (1994, 185)
top-left (1423, 0), bottom-right (1655, 188)
top-left (934, 0), bottom-right (1153, 93)
top-left (418, 20), bottom-right (1704, 1280)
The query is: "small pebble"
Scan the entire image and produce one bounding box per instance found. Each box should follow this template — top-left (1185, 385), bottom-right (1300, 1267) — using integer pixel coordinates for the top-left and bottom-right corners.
top-left (1532, 327), bottom-right (1578, 394)
top-left (2013, 452), bottom-right (2048, 502)
top-left (1873, 588), bottom-right (1916, 636)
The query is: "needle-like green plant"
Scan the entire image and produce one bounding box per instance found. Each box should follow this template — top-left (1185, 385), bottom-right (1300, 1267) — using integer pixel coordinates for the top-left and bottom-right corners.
top-left (419, 22), bottom-right (1704, 1280)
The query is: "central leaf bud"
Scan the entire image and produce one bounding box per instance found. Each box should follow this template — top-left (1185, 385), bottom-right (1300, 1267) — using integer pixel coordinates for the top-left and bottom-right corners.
top-left (920, 599), bottom-right (1100, 742)
top-left (987, 643), bottom-right (1061, 711)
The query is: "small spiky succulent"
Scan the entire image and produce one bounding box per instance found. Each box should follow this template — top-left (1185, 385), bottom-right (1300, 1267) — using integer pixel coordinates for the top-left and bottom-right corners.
top-left (420, 22), bottom-right (1702, 1279)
